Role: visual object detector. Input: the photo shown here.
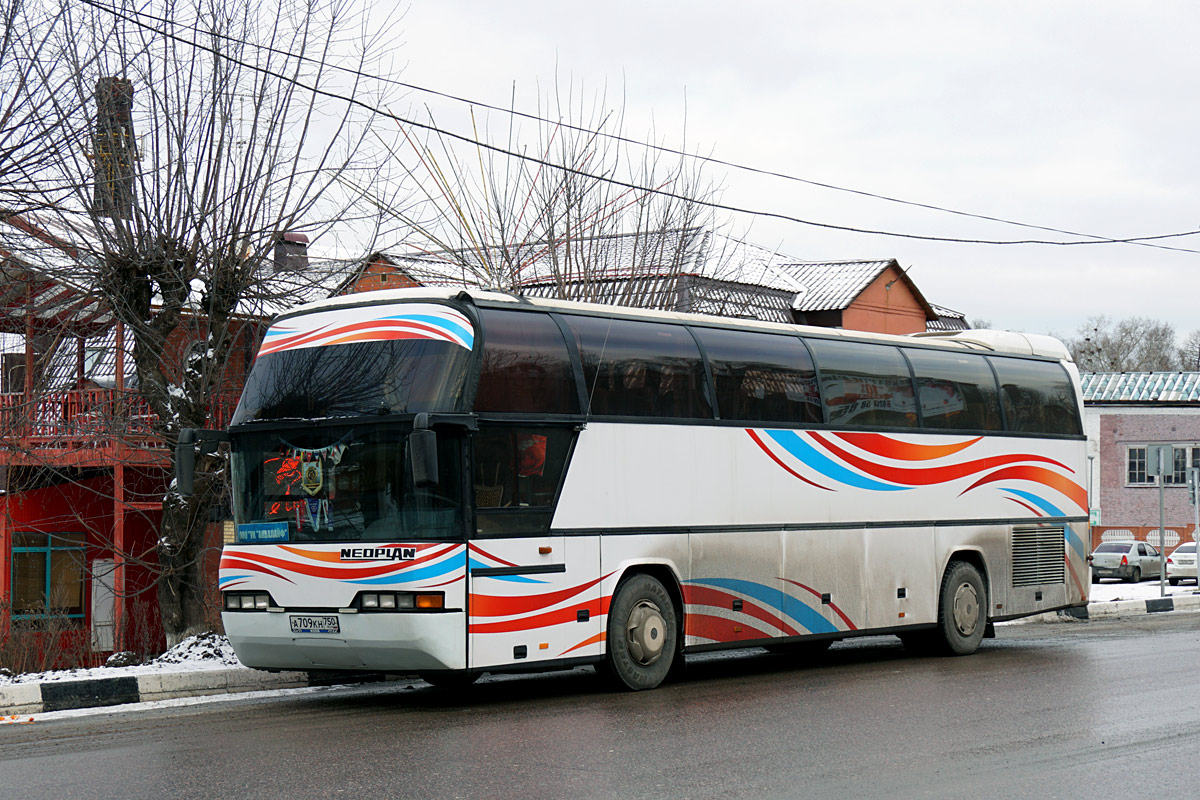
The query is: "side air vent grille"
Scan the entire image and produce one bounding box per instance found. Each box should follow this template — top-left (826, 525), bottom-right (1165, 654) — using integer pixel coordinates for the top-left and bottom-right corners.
top-left (1012, 526), bottom-right (1066, 587)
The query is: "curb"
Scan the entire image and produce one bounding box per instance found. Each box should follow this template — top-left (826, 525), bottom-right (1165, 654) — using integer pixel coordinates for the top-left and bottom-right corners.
top-left (1082, 591), bottom-right (1200, 620)
top-left (1020, 591), bottom-right (1200, 623)
top-left (1, 668), bottom-right (314, 717)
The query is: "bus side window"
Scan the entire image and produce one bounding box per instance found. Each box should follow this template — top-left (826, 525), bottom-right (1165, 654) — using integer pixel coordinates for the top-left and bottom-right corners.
top-left (692, 326), bottom-right (821, 425)
top-left (807, 339), bottom-right (919, 429)
top-left (988, 356), bottom-right (1082, 436)
top-left (474, 308), bottom-right (579, 414)
top-left (472, 426), bottom-right (574, 537)
top-left (903, 348), bottom-right (1002, 432)
top-left (563, 314), bottom-right (712, 419)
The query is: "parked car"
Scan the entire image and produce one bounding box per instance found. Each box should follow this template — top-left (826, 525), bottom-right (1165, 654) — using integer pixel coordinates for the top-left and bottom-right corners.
top-left (1089, 541), bottom-right (1162, 583)
top-left (1167, 542), bottom-right (1198, 586)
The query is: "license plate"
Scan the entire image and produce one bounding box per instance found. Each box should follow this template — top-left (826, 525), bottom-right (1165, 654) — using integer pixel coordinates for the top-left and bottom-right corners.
top-left (290, 615), bottom-right (340, 634)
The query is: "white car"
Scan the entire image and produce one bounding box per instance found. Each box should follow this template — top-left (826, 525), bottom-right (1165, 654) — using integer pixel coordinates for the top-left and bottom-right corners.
top-left (1167, 542), bottom-right (1197, 586)
top-left (1089, 541), bottom-right (1162, 583)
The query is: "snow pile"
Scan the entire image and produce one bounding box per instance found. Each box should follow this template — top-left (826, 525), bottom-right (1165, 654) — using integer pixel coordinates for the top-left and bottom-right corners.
top-left (153, 632), bottom-right (242, 668)
top-left (0, 632), bottom-right (244, 685)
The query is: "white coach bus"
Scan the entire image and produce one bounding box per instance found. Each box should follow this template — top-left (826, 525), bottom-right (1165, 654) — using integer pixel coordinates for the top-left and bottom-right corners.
top-left (203, 288), bottom-right (1088, 690)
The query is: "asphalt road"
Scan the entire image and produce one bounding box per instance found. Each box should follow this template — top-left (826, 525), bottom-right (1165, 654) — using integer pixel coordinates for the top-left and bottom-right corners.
top-left (3, 614), bottom-right (1200, 800)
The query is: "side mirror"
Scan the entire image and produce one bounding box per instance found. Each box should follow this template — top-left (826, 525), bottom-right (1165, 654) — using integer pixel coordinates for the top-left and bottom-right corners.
top-left (410, 428), bottom-right (439, 489)
top-left (174, 428), bottom-right (229, 497)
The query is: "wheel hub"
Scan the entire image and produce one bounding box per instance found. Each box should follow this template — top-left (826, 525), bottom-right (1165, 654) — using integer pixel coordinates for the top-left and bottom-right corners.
top-left (625, 600), bottom-right (666, 665)
top-left (952, 581), bottom-right (979, 637)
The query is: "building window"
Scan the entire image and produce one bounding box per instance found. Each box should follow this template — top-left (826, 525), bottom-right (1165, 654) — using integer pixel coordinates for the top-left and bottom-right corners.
top-left (1127, 446), bottom-right (1149, 485)
top-left (11, 532), bottom-right (86, 620)
top-left (1166, 446), bottom-right (1190, 484)
top-left (1127, 445), bottom-right (1200, 486)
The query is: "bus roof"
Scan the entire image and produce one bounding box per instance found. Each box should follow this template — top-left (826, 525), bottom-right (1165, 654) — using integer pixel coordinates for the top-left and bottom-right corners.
top-left (273, 286), bottom-right (1072, 362)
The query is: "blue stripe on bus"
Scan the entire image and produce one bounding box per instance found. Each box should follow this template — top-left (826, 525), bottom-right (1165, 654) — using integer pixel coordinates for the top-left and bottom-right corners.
top-left (688, 577), bottom-right (839, 634)
top-left (346, 556), bottom-right (463, 585)
top-left (383, 313), bottom-right (474, 348)
top-left (764, 430), bottom-right (909, 492)
top-left (1002, 488), bottom-right (1086, 560)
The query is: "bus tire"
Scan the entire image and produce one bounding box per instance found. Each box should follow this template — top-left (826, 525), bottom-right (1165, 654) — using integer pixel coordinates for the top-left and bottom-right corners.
top-left (933, 560), bottom-right (987, 656)
top-left (604, 574), bottom-right (677, 691)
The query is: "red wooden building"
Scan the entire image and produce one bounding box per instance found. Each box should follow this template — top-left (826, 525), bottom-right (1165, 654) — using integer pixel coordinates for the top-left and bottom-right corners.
top-left (0, 216), bottom-right (249, 668)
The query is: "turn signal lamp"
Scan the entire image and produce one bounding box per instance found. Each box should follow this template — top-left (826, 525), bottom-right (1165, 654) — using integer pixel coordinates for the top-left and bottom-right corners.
top-left (415, 594), bottom-right (444, 609)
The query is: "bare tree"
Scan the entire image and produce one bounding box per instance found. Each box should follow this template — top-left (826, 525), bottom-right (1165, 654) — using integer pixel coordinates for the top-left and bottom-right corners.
top-left (364, 84), bottom-right (731, 302)
top-left (1179, 329), bottom-right (1200, 372)
top-left (1065, 315), bottom-right (1181, 372)
top-left (0, 0), bottom-right (98, 214)
top-left (17, 0), bottom-right (395, 642)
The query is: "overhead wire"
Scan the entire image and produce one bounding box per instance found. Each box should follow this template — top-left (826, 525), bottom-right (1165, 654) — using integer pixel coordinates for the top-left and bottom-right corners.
top-left (75, 0), bottom-right (1200, 253)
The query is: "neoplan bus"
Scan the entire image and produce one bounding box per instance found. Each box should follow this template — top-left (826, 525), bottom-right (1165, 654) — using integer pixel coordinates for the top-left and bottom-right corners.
top-left (189, 288), bottom-right (1089, 691)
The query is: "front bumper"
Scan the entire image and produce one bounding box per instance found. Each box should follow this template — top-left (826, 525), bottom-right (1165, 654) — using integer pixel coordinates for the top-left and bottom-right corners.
top-left (223, 610), bottom-right (467, 672)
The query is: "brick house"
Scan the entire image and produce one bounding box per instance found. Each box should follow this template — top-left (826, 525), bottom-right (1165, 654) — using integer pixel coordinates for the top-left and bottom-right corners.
top-left (1082, 372), bottom-right (1200, 552)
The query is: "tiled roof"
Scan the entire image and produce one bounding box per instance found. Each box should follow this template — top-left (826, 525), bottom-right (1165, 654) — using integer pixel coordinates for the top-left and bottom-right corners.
top-left (377, 232), bottom-right (942, 321)
top-left (771, 260), bottom-right (896, 312)
top-left (1081, 372), bottom-right (1200, 403)
top-left (927, 303), bottom-right (969, 331)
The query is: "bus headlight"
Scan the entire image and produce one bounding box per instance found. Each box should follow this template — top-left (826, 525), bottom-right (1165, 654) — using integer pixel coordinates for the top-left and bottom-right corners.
top-left (352, 591), bottom-right (441, 611)
top-left (224, 592), bottom-right (274, 611)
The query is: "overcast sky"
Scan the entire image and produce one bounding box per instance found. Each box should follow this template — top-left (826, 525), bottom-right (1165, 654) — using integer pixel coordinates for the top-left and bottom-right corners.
top-left (391, 2), bottom-right (1200, 340)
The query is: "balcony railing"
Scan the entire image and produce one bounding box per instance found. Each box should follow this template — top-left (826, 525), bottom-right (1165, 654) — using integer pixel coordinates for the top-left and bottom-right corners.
top-left (0, 389), bottom-right (239, 449)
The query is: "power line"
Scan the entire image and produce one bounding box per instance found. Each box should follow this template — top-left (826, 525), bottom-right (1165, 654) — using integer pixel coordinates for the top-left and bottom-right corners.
top-left (73, 0), bottom-right (1200, 252)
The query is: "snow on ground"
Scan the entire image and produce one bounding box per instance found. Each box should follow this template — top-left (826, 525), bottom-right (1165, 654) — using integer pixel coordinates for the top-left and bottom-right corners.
top-left (1089, 578), bottom-right (1200, 604)
top-left (0, 631), bottom-right (244, 686)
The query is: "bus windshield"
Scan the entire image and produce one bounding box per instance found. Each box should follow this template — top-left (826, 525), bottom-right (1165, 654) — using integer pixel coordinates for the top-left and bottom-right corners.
top-left (230, 423), bottom-right (464, 543)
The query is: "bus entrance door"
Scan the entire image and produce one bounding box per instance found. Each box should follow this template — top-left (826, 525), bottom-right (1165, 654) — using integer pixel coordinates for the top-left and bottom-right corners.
top-left (467, 536), bottom-right (603, 670)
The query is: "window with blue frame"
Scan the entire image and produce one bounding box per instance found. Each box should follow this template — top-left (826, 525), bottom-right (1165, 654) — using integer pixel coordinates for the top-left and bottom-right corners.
top-left (11, 532), bottom-right (86, 620)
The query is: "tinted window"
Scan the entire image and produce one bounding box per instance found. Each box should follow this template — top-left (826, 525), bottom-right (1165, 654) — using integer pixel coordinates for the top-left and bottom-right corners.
top-left (1094, 543), bottom-right (1130, 553)
top-left (473, 425), bottom-right (573, 537)
top-left (564, 315), bottom-right (712, 419)
top-left (474, 309), bottom-right (579, 414)
top-left (233, 339), bottom-right (470, 423)
top-left (988, 357), bottom-right (1082, 435)
top-left (807, 339), bottom-right (918, 428)
top-left (231, 424), bottom-right (464, 542)
top-left (693, 327), bottom-right (820, 424)
top-left (903, 348), bottom-right (1002, 432)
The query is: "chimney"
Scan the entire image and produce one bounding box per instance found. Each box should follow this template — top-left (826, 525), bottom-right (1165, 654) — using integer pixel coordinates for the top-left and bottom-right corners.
top-left (273, 232), bottom-right (309, 273)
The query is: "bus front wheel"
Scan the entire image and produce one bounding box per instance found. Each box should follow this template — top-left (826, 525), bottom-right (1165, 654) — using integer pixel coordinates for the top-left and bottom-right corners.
top-left (603, 574), bottom-right (677, 691)
top-left (934, 560), bottom-right (987, 656)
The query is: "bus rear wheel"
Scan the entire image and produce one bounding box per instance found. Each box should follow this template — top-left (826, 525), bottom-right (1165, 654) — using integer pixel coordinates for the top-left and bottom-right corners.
top-left (603, 574), bottom-right (677, 691)
top-left (933, 560), bottom-right (987, 656)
